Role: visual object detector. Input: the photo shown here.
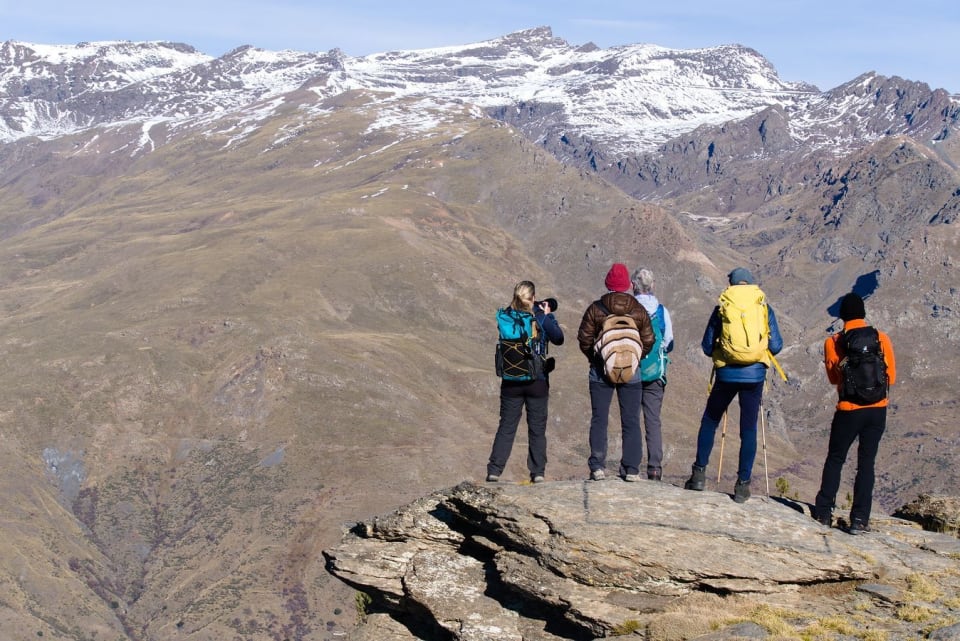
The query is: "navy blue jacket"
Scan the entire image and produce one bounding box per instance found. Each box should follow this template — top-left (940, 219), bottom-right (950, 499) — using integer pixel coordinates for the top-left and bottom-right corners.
top-left (533, 308), bottom-right (565, 356)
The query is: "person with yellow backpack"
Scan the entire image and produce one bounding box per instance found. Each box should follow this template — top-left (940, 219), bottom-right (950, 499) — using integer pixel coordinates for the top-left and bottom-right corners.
top-left (684, 268), bottom-right (784, 502)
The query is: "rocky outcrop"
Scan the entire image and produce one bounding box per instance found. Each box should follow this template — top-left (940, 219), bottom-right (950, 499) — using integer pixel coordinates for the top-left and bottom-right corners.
top-left (325, 480), bottom-right (960, 640)
top-left (894, 494), bottom-right (960, 536)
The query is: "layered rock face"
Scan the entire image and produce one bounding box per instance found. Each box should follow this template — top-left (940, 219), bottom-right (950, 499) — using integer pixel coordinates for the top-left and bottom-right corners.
top-left (326, 480), bottom-right (960, 641)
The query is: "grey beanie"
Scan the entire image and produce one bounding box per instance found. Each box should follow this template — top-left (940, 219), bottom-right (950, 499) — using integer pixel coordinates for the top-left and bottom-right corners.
top-left (728, 267), bottom-right (755, 285)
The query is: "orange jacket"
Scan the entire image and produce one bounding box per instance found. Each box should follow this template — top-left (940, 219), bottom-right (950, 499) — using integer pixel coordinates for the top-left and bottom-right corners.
top-left (824, 318), bottom-right (896, 410)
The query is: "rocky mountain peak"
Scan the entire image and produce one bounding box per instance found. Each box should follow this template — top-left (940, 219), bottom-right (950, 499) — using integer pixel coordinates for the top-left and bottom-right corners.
top-left (495, 25), bottom-right (559, 45)
top-left (0, 28), bottom-right (814, 152)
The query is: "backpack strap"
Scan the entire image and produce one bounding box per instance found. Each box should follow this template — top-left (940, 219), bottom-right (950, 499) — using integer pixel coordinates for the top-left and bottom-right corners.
top-left (531, 313), bottom-right (547, 355)
top-left (762, 305), bottom-right (788, 382)
top-left (767, 351), bottom-right (788, 382)
top-left (654, 304), bottom-right (665, 335)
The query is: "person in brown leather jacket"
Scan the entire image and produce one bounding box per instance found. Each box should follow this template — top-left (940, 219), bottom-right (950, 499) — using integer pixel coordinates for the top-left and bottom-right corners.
top-left (577, 263), bottom-right (655, 482)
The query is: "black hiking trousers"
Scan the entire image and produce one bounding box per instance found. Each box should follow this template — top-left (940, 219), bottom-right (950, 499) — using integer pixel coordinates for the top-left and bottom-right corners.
top-left (814, 406), bottom-right (886, 525)
top-left (487, 379), bottom-right (550, 479)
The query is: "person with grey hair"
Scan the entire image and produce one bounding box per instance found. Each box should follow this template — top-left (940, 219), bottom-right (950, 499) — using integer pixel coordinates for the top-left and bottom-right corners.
top-left (631, 268), bottom-right (674, 480)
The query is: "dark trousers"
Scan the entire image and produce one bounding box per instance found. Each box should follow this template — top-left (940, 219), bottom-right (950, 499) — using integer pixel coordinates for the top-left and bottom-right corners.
top-left (487, 380), bottom-right (549, 478)
top-left (641, 380), bottom-right (665, 470)
top-left (588, 379), bottom-right (643, 476)
top-left (694, 380), bottom-right (764, 482)
top-left (815, 407), bottom-right (886, 524)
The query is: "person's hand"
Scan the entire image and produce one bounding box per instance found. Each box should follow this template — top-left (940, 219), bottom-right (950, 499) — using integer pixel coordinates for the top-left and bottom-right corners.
top-left (539, 301), bottom-right (551, 314)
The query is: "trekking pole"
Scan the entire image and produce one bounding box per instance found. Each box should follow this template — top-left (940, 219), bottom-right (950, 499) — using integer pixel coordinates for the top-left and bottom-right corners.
top-left (760, 401), bottom-right (770, 495)
top-left (716, 412), bottom-right (728, 487)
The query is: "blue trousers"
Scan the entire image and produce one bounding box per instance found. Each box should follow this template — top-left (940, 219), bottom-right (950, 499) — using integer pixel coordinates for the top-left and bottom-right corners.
top-left (694, 380), bottom-right (764, 482)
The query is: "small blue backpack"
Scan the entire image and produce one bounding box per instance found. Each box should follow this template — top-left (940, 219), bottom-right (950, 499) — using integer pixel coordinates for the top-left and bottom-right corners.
top-left (495, 308), bottom-right (543, 381)
top-left (640, 304), bottom-right (669, 383)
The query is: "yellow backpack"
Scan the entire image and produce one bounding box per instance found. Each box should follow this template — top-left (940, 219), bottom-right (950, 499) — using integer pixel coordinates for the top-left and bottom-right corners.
top-left (713, 284), bottom-right (771, 367)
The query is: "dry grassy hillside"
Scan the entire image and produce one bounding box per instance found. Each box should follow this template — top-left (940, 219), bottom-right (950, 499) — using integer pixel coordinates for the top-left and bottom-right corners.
top-left (0, 92), bottom-right (730, 638)
top-left (0, 88), bottom-right (957, 639)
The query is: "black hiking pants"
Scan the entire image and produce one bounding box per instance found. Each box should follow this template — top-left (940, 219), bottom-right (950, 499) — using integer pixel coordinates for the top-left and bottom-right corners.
top-left (814, 406), bottom-right (886, 525)
top-left (487, 379), bottom-right (549, 479)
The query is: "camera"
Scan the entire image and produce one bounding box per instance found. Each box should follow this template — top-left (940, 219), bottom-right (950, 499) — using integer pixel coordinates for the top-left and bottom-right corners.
top-left (536, 298), bottom-right (558, 313)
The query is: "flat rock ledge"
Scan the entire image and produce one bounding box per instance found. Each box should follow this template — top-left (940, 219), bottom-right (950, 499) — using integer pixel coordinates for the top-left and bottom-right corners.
top-left (324, 480), bottom-right (960, 640)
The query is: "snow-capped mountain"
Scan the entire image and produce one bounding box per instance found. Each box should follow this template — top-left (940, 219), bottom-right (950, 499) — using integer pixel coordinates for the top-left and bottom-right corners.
top-left (0, 39), bottom-right (345, 141)
top-left (0, 28), bottom-right (854, 149)
top-left (3, 26), bottom-right (957, 161)
top-left (2, 25), bottom-right (957, 244)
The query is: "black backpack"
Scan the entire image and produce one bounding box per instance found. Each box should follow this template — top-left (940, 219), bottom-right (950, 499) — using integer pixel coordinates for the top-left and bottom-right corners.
top-left (838, 326), bottom-right (888, 405)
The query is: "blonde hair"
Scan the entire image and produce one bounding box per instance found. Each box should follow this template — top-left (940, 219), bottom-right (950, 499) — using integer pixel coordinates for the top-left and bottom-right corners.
top-left (510, 281), bottom-right (536, 313)
top-left (632, 268), bottom-right (655, 295)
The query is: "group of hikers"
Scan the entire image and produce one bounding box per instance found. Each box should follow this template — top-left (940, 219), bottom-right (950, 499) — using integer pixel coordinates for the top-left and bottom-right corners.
top-left (486, 262), bottom-right (896, 535)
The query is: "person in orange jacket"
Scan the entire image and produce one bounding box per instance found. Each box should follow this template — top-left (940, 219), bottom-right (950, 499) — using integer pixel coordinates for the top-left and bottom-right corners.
top-left (813, 293), bottom-right (896, 534)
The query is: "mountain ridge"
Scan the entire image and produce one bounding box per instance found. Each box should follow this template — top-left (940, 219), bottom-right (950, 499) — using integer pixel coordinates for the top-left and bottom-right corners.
top-left (0, 27), bottom-right (859, 151)
top-left (1, 25), bottom-right (959, 640)
top-left (6, 27), bottom-right (955, 205)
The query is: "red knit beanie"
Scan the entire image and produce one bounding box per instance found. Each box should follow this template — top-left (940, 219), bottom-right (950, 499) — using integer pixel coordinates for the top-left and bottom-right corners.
top-left (604, 263), bottom-right (631, 292)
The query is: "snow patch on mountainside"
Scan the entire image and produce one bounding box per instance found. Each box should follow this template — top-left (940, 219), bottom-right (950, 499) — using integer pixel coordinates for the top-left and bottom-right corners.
top-left (2, 28), bottom-right (954, 159)
top-left (1, 30), bottom-right (814, 152)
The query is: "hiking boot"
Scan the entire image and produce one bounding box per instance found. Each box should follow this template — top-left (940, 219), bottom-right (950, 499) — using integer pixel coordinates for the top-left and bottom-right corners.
top-left (647, 467), bottom-right (662, 481)
top-left (590, 469), bottom-right (606, 481)
top-left (623, 474), bottom-right (640, 482)
top-left (486, 474), bottom-right (500, 483)
top-left (684, 465), bottom-right (705, 491)
top-left (733, 479), bottom-right (751, 503)
top-left (847, 519), bottom-right (870, 535)
top-left (812, 510), bottom-right (832, 527)
top-left (531, 475), bottom-right (545, 484)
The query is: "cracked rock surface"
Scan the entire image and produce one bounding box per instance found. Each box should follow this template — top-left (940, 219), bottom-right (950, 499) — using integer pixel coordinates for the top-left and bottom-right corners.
top-left (326, 480), bottom-right (960, 640)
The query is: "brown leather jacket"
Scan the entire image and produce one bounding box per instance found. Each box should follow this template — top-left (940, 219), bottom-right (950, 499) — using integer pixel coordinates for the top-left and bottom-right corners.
top-left (577, 291), bottom-right (655, 362)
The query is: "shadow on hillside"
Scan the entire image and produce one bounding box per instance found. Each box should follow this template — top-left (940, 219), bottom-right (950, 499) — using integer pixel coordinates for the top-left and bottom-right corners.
top-left (769, 495), bottom-right (810, 516)
top-left (827, 270), bottom-right (879, 318)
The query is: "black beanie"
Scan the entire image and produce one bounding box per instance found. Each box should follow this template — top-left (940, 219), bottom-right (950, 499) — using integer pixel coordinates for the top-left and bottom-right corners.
top-left (839, 293), bottom-right (866, 321)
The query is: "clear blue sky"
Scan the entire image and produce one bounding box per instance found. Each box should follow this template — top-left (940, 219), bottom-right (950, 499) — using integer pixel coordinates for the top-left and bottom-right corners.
top-left (1, 0), bottom-right (957, 93)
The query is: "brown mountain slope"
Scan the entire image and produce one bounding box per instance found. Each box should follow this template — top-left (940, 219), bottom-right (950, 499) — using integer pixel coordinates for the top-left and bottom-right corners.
top-left (1, 86), bottom-right (958, 638)
top-left (676, 132), bottom-right (960, 508)
top-left (0, 92), bottom-right (720, 638)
